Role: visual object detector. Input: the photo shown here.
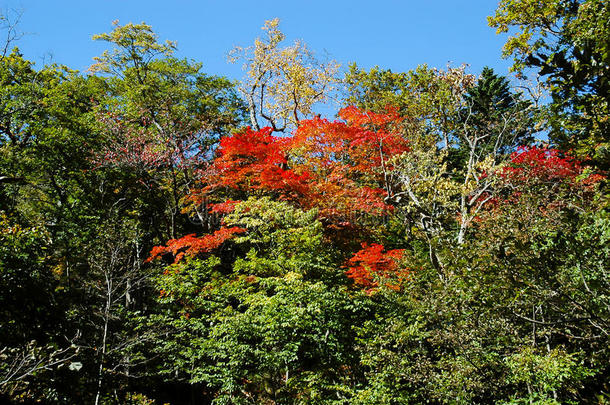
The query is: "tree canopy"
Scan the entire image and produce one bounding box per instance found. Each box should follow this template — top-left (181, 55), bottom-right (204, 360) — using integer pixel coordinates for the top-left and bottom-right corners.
top-left (0, 6), bottom-right (608, 404)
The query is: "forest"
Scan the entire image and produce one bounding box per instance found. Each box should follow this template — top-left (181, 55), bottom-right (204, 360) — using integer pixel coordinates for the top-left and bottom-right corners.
top-left (0, 0), bottom-right (608, 403)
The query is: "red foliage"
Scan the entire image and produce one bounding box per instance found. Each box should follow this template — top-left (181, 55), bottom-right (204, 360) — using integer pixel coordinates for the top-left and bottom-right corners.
top-left (189, 106), bottom-right (408, 227)
top-left (290, 107), bottom-right (409, 219)
top-left (502, 147), bottom-right (583, 184)
top-left (147, 226), bottom-right (245, 263)
top-left (345, 243), bottom-right (407, 291)
top-left (208, 200), bottom-right (241, 214)
top-left (201, 126), bottom-right (310, 198)
top-left (494, 146), bottom-right (605, 208)
top-left (476, 147), bottom-right (605, 223)
top-left (93, 110), bottom-right (204, 172)
top-left (152, 106), bottom-right (412, 265)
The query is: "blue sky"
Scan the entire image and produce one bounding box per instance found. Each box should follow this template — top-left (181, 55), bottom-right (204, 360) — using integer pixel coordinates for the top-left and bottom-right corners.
top-left (3, 0), bottom-right (512, 81)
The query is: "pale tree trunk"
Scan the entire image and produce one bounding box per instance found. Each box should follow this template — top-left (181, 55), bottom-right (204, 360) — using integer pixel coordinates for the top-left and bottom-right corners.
top-left (95, 274), bottom-right (112, 405)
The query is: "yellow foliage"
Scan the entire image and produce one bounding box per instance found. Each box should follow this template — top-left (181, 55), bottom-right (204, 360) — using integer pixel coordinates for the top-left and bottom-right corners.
top-left (230, 18), bottom-right (340, 132)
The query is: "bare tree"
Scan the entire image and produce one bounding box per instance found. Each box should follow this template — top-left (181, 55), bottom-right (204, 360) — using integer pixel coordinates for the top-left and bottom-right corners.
top-left (84, 216), bottom-right (153, 405)
top-left (0, 8), bottom-right (24, 59)
top-left (0, 335), bottom-right (80, 395)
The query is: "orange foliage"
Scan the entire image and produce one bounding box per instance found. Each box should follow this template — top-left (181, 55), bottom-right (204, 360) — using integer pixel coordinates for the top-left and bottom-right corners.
top-left (187, 106), bottom-right (408, 227)
top-left (147, 226), bottom-right (245, 263)
top-left (291, 107), bottom-right (408, 176)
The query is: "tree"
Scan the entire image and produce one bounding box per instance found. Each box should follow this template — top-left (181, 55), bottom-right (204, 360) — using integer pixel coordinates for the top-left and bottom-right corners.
top-left (230, 18), bottom-right (340, 132)
top-left (344, 64), bottom-right (476, 149)
top-left (290, 106), bottom-right (409, 223)
top-left (373, 66), bottom-right (536, 284)
top-left (150, 198), bottom-right (367, 403)
top-left (91, 20), bottom-right (244, 147)
top-left (90, 20), bottom-right (245, 167)
top-left (183, 105), bottom-right (408, 234)
top-left (81, 215), bottom-right (156, 405)
top-left (452, 66), bottom-right (536, 244)
top-left (0, 49), bottom-right (69, 149)
top-left (352, 147), bottom-right (607, 404)
top-left (461, 147), bottom-right (608, 402)
top-left (489, 0), bottom-right (610, 167)
top-left (90, 21), bottom-right (245, 241)
top-left (0, 21), bottom-right (245, 402)
top-left (0, 213), bottom-right (80, 400)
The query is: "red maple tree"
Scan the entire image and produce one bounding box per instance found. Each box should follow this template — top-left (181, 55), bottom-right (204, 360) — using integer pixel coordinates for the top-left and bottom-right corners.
top-left (149, 107), bottom-right (412, 273)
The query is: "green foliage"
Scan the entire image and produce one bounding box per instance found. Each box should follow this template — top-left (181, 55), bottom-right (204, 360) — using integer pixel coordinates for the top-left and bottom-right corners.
top-left (0, 213), bottom-right (78, 399)
top-left (489, 0), bottom-right (610, 167)
top-left (90, 21), bottom-right (177, 76)
top-left (450, 66), bottom-right (534, 170)
top-left (504, 346), bottom-right (594, 402)
top-left (0, 20), bottom-right (247, 404)
top-left (0, 213), bottom-right (53, 346)
top-left (91, 20), bottom-right (245, 155)
top-left (225, 197), bottom-right (330, 279)
top-left (344, 63), bottom-right (476, 143)
top-left (153, 198), bottom-right (366, 403)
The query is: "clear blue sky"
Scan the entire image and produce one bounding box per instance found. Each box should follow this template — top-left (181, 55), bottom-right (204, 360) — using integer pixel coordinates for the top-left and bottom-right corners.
top-left (3, 0), bottom-right (512, 81)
